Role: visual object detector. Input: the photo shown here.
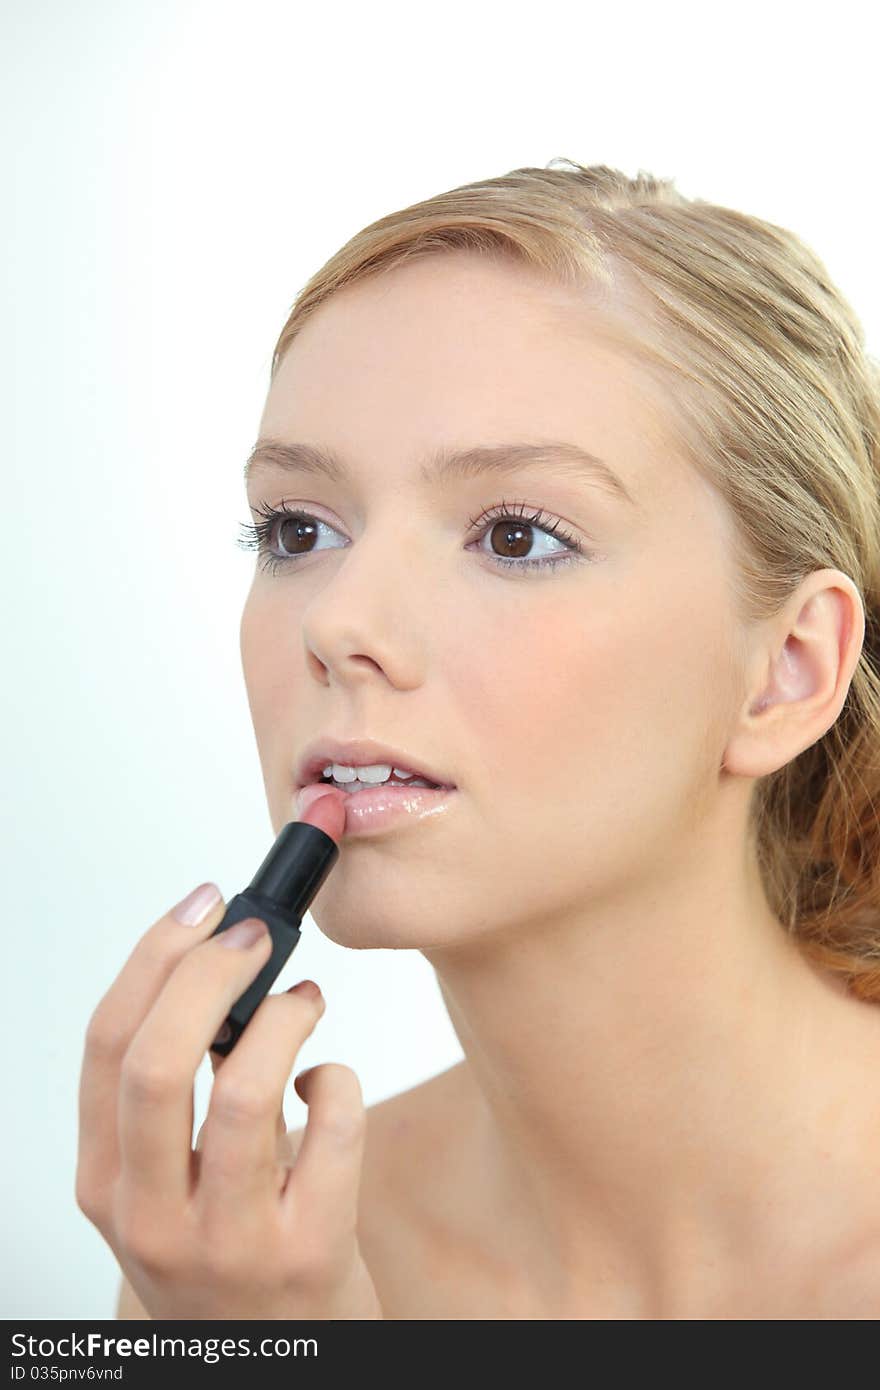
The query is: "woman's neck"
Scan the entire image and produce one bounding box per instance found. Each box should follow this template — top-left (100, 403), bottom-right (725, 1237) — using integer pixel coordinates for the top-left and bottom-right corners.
top-left (423, 838), bottom-right (880, 1313)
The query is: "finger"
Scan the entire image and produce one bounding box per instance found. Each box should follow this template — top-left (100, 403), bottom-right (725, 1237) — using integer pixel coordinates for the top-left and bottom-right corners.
top-left (197, 1050), bottom-right (288, 1156)
top-left (117, 919), bottom-right (274, 1214)
top-left (195, 982), bottom-right (325, 1223)
top-left (281, 1062), bottom-right (368, 1247)
top-left (194, 1059), bottom-right (290, 1192)
top-left (201, 1051), bottom-right (288, 1142)
top-left (77, 885), bottom-right (228, 1215)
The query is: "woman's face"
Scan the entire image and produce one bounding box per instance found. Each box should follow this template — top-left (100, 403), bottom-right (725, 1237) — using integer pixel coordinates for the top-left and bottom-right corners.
top-left (240, 253), bottom-right (745, 950)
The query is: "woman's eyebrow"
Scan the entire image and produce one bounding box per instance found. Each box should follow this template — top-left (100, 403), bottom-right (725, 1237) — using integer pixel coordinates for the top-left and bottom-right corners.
top-left (244, 438), bottom-right (637, 507)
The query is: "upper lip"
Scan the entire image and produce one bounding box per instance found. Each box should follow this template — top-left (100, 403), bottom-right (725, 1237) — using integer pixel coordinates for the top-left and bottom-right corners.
top-left (295, 738), bottom-right (457, 790)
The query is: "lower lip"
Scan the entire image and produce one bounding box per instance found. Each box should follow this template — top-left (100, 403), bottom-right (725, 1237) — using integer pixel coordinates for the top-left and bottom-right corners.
top-left (295, 782), bottom-right (457, 836)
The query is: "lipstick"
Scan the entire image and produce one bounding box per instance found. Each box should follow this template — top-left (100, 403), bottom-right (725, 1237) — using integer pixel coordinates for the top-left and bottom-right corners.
top-left (207, 787), bottom-right (346, 1056)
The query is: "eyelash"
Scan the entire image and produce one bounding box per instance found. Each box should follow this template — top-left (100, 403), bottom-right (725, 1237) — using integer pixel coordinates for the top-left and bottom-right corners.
top-left (235, 497), bottom-right (591, 578)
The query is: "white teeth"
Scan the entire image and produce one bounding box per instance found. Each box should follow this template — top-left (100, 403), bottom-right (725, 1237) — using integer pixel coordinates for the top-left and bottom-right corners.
top-left (322, 761), bottom-right (418, 784)
top-left (326, 775), bottom-right (436, 793)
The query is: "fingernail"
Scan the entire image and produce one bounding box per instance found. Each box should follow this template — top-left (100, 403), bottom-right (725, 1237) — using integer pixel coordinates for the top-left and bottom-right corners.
top-left (289, 979), bottom-right (321, 1000)
top-left (173, 882), bottom-right (222, 926)
top-left (219, 917), bottom-right (268, 950)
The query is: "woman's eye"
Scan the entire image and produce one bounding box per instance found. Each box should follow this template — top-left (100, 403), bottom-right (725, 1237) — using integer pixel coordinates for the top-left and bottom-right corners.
top-left (472, 512), bottom-right (584, 572)
top-left (236, 506), bottom-right (346, 574)
top-left (270, 511), bottom-right (341, 561)
top-left (236, 501), bottom-right (591, 577)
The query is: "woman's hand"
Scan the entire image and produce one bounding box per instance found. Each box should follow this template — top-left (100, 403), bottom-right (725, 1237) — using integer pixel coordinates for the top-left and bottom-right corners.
top-left (75, 885), bottom-right (384, 1320)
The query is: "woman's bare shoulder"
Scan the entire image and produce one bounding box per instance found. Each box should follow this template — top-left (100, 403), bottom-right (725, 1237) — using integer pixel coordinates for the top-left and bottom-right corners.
top-left (362, 1060), bottom-right (469, 1145)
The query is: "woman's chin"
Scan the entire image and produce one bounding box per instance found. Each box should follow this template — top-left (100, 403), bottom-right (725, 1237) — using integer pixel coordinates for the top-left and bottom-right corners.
top-left (308, 900), bottom-right (473, 952)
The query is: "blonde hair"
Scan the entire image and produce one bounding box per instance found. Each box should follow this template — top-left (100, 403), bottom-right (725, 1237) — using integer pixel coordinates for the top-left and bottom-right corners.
top-left (268, 158), bottom-right (880, 1002)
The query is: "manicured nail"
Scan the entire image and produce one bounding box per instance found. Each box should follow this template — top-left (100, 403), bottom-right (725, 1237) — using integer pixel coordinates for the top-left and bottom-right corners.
top-left (289, 979), bottom-right (322, 1000)
top-left (173, 882), bottom-right (222, 926)
top-left (219, 918), bottom-right (268, 950)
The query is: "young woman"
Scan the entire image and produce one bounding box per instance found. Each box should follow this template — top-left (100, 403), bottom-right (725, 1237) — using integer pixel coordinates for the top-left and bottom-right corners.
top-left (77, 160), bottom-right (880, 1319)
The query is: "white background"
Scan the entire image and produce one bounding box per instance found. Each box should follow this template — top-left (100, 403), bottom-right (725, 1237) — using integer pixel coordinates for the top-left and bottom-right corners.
top-left (2, 0), bottom-right (876, 1319)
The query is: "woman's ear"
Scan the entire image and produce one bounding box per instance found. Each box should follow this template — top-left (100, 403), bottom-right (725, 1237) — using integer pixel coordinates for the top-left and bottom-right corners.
top-left (721, 569), bottom-right (866, 779)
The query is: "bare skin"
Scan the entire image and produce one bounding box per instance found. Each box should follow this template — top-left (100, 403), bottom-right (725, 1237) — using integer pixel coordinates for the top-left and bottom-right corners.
top-left (119, 1048), bottom-right (880, 1319)
top-left (119, 250), bottom-right (880, 1319)
top-left (350, 1058), bottom-right (880, 1320)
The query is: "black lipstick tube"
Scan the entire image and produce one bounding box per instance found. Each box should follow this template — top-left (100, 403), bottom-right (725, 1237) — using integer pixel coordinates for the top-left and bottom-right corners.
top-left (207, 820), bottom-right (339, 1056)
